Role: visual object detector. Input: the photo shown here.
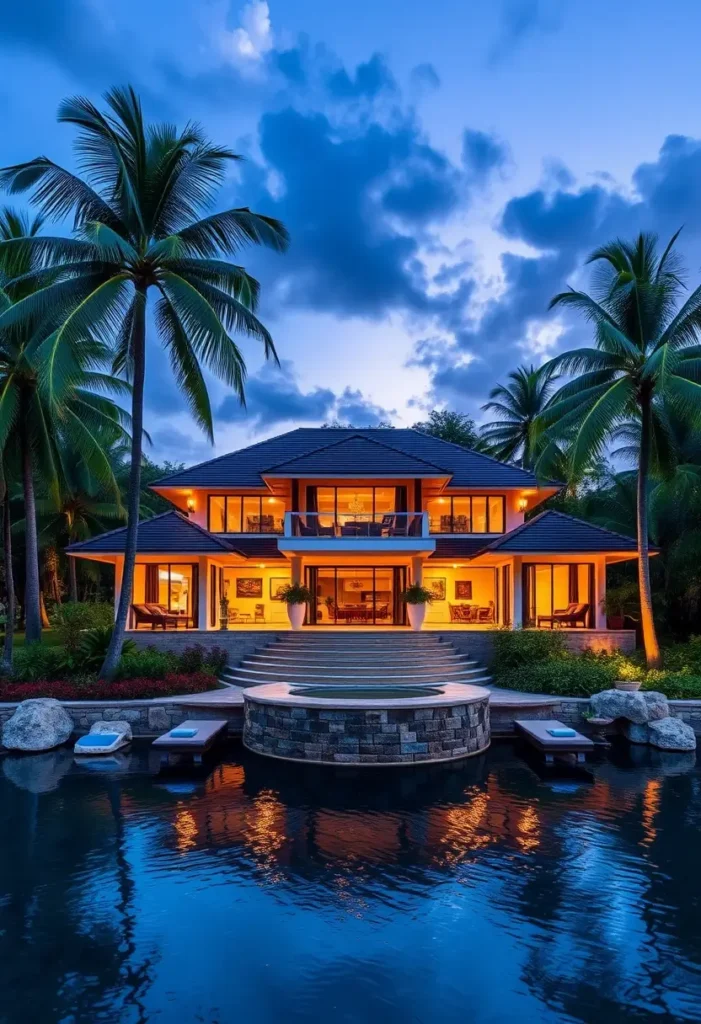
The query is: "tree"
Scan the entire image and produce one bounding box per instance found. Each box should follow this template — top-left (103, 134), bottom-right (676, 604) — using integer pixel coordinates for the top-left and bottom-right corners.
top-left (0, 86), bottom-right (288, 676)
top-left (412, 409), bottom-right (481, 449)
top-left (0, 208), bottom-right (129, 643)
top-left (542, 231), bottom-right (701, 667)
top-left (480, 363), bottom-right (559, 468)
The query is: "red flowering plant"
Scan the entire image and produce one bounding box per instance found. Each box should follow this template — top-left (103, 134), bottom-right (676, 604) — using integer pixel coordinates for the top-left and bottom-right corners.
top-left (0, 673), bottom-right (216, 703)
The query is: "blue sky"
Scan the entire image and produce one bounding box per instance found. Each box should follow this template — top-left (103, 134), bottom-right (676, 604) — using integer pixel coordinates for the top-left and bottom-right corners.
top-left (4, 0), bottom-right (701, 464)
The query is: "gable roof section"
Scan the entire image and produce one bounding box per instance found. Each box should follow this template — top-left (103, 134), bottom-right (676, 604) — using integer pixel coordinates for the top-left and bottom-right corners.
top-left (151, 427), bottom-right (552, 489)
top-left (430, 538), bottom-right (491, 560)
top-left (67, 511), bottom-right (234, 555)
top-left (480, 510), bottom-right (643, 554)
top-left (263, 433), bottom-right (448, 476)
top-left (226, 538), bottom-right (285, 560)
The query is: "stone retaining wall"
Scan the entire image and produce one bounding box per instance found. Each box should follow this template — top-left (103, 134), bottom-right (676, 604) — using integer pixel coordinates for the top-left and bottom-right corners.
top-left (0, 699), bottom-right (243, 740)
top-left (243, 694), bottom-right (490, 766)
top-left (491, 695), bottom-right (701, 736)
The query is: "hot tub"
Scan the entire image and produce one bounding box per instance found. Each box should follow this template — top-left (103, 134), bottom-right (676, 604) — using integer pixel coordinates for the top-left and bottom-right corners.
top-left (243, 682), bottom-right (490, 767)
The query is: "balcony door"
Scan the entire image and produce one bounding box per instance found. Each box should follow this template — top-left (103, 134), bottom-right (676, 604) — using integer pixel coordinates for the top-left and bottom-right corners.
top-left (307, 566), bottom-right (407, 625)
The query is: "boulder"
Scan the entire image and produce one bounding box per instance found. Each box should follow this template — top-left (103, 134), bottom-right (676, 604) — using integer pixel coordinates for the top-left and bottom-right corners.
top-left (2, 698), bottom-right (73, 752)
top-left (647, 717), bottom-right (696, 752)
top-left (641, 691), bottom-right (669, 722)
top-left (89, 719), bottom-right (132, 742)
top-left (589, 689), bottom-right (651, 724)
top-left (3, 748), bottom-right (73, 793)
top-left (622, 721), bottom-right (650, 744)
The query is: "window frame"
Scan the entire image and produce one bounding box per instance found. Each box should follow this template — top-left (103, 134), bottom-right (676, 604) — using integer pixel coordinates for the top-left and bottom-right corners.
top-left (315, 486), bottom-right (397, 521)
top-left (428, 495), bottom-right (506, 534)
top-left (207, 495), bottom-right (284, 534)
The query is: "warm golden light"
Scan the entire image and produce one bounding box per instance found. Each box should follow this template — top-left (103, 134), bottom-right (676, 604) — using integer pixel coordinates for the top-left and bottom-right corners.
top-left (259, 563), bottom-right (266, 569)
top-left (517, 497), bottom-right (528, 512)
top-left (186, 498), bottom-right (196, 512)
top-left (174, 808), bottom-right (198, 851)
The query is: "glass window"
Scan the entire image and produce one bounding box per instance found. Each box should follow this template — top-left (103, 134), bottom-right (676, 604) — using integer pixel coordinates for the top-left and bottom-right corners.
top-left (374, 488), bottom-right (394, 515)
top-left (552, 565), bottom-right (570, 611)
top-left (428, 497), bottom-right (450, 533)
top-left (264, 497), bottom-right (285, 534)
top-left (226, 497), bottom-right (242, 533)
top-left (452, 497), bottom-right (471, 534)
top-left (168, 565), bottom-right (193, 614)
top-left (488, 496), bottom-right (504, 533)
top-left (209, 496), bottom-right (225, 532)
top-left (472, 496), bottom-right (488, 533)
top-left (242, 496), bottom-right (261, 533)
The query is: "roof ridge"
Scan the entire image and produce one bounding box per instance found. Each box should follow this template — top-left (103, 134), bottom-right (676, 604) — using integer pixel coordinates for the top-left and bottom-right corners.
top-left (480, 507), bottom-right (642, 554)
top-left (149, 427), bottom-right (306, 487)
top-left (539, 508), bottom-right (639, 546)
top-left (262, 430), bottom-right (448, 473)
top-left (408, 428), bottom-right (563, 486)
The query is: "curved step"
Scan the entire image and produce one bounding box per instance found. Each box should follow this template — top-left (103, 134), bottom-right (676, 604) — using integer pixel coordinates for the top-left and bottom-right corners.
top-left (247, 652), bottom-right (474, 667)
top-left (227, 665), bottom-right (491, 685)
top-left (241, 657), bottom-right (479, 675)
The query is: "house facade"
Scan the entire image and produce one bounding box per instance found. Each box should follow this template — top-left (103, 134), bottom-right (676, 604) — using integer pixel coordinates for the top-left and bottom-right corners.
top-left (68, 428), bottom-right (642, 641)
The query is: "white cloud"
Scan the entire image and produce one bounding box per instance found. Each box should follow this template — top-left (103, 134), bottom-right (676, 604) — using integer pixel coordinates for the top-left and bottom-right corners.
top-left (219, 1), bottom-right (273, 66)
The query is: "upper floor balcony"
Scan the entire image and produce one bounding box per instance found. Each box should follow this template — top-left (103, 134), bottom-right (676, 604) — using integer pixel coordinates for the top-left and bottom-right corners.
top-left (278, 512), bottom-right (435, 555)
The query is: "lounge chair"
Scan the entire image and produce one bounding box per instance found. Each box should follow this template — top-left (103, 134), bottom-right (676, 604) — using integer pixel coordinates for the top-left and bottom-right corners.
top-left (131, 604), bottom-right (179, 630)
top-left (537, 602), bottom-right (590, 628)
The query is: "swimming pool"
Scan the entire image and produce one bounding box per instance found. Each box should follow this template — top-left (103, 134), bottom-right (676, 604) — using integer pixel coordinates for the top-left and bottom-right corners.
top-left (0, 741), bottom-right (699, 1022)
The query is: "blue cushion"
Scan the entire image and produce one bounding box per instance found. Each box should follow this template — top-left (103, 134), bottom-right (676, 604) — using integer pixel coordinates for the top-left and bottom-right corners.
top-left (170, 728), bottom-right (197, 738)
top-left (76, 734), bottom-right (120, 747)
top-left (547, 727), bottom-right (577, 738)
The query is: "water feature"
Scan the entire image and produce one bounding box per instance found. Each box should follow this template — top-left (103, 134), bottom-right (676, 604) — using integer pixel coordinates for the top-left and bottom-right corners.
top-left (1, 741), bottom-right (700, 1023)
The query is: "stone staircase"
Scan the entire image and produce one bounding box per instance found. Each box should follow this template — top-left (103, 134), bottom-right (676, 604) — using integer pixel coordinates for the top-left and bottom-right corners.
top-left (219, 632), bottom-right (492, 688)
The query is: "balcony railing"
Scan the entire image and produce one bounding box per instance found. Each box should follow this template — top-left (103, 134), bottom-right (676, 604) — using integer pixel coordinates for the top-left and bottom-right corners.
top-left (284, 511), bottom-right (430, 539)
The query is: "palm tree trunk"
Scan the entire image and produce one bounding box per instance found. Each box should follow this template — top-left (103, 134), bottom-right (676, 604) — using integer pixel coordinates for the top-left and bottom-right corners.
top-left (637, 394), bottom-right (662, 668)
top-left (99, 286), bottom-right (146, 681)
top-left (19, 392), bottom-right (41, 644)
top-left (68, 555), bottom-right (78, 603)
top-left (1, 481), bottom-right (15, 675)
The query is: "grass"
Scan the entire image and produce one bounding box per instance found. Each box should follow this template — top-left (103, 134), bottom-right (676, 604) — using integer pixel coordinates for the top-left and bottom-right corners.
top-left (1, 631), bottom-right (63, 648)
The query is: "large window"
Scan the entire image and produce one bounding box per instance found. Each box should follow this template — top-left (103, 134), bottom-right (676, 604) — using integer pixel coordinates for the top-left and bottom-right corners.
top-left (314, 486), bottom-right (400, 525)
top-left (523, 563), bottom-right (594, 628)
top-left (427, 495), bottom-right (505, 534)
top-left (208, 495), bottom-right (285, 533)
top-left (131, 562), bottom-right (198, 627)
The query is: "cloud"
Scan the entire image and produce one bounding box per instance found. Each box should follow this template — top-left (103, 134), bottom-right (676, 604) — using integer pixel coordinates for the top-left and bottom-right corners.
top-left (410, 63), bottom-right (441, 91)
top-left (325, 53), bottom-right (396, 100)
top-left (334, 388), bottom-right (397, 426)
top-left (489, 0), bottom-right (563, 65)
top-left (218, 1), bottom-right (273, 66)
top-left (149, 427), bottom-right (214, 464)
top-left (463, 129), bottom-right (509, 180)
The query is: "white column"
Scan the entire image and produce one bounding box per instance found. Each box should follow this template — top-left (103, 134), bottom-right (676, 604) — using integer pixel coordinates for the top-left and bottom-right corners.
top-left (411, 555), bottom-right (424, 585)
top-left (291, 556), bottom-right (303, 585)
top-left (198, 557), bottom-right (208, 630)
top-left (595, 557), bottom-right (607, 629)
top-left (511, 556), bottom-right (523, 627)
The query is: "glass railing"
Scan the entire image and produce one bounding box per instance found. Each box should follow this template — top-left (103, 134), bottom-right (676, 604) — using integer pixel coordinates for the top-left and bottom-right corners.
top-left (284, 512), bottom-right (429, 538)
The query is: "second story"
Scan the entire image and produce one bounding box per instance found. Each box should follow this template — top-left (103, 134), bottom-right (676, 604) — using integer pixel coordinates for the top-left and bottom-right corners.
top-left (150, 428), bottom-right (561, 554)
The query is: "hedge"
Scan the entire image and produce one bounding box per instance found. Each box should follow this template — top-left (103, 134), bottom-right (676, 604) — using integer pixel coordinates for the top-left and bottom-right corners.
top-left (0, 673), bottom-right (217, 702)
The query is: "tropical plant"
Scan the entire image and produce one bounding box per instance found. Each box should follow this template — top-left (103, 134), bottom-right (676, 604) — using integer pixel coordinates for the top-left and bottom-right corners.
top-left (278, 583), bottom-right (312, 605)
top-left (412, 409), bottom-right (482, 449)
top-left (542, 231), bottom-right (701, 667)
top-left (0, 86), bottom-right (288, 676)
top-left (0, 207), bottom-right (130, 645)
top-left (480, 363), bottom-right (559, 468)
top-left (400, 583), bottom-right (434, 604)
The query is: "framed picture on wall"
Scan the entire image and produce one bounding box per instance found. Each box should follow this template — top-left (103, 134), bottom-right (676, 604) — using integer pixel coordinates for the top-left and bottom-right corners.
top-left (455, 580), bottom-right (473, 600)
top-left (425, 577), bottom-right (446, 601)
top-left (270, 577), bottom-right (291, 600)
top-left (236, 578), bottom-right (263, 598)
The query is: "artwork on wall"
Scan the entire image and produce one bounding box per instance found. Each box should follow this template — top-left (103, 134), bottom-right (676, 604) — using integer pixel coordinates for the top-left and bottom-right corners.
top-left (236, 577), bottom-right (263, 598)
top-left (455, 580), bottom-right (473, 600)
top-left (425, 577), bottom-right (446, 601)
top-left (270, 577), bottom-right (291, 600)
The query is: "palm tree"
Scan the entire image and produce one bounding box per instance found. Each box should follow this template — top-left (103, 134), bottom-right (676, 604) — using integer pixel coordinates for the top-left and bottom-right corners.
top-left (0, 208), bottom-right (130, 643)
top-left (542, 231), bottom-right (701, 667)
top-left (480, 363), bottom-right (559, 468)
top-left (0, 86), bottom-right (289, 676)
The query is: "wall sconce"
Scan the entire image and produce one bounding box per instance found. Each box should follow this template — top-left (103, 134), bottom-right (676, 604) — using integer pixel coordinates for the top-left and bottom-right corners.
top-left (186, 498), bottom-right (196, 514)
top-left (517, 498), bottom-right (528, 513)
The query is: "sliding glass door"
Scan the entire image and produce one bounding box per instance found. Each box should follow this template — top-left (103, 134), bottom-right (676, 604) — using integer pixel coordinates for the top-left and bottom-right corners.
top-left (307, 566), bottom-right (407, 625)
top-left (523, 563), bottom-right (594, 627)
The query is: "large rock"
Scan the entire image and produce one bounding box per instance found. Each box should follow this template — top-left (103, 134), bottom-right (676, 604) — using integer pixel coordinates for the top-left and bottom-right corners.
top-left (3, 748), bottom-right (73, 793)
top-left (622, 721), bottom-right (650, 744)
top-left (641, 691), bottom-right (670, 722)
top-left (589, 689), bottom-right (651, 724)
top-left (2, 698), bottom-right (73, 752)
top-left (89, 719), bottom-right (132, 742)
top-left (648, 717), bottom-right (696, 751)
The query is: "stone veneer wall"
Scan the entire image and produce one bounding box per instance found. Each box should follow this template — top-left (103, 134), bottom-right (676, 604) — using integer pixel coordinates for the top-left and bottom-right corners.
top-left (0, 700), bottom-right (243, 739)
top-left (243, 695), bottom-right (490, 766)
top-left (490, 696), bottom-right (701, 736)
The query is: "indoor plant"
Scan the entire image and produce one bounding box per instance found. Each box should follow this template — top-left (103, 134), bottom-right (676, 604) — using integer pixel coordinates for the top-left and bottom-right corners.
top-left (279, 583), bottom-right (312, 630)
top-left (219, 594), bottom-right (230, 631)
top-left (601, 582), bottom-right (639, 630)
top-left (401, 583), bottom-right (434, 631)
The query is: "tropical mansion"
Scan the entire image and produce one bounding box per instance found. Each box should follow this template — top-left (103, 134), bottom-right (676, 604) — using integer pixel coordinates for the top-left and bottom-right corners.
top-left (68, 427), bottom-right (642, 646)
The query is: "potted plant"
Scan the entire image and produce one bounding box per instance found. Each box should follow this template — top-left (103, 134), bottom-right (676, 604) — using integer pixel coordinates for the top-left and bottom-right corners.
top-left (219, 594), bottom-right (229, 631)
top-left (601, 582), bottom-right (639, 630)
top-left (401, 583), bottom-right (434, 631)
top-left (279, 582), bottom-right (312, 630)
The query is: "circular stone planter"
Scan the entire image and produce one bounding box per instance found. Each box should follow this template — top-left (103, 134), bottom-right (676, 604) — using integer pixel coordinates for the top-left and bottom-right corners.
top-left (243, 682), bottom-right (490, 766)
top-left (615, 680), bottom-right (642, 692)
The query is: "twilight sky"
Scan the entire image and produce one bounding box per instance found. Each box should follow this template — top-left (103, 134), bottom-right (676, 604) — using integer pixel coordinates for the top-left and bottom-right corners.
top-left (4, 0), bottom-right (701, 464)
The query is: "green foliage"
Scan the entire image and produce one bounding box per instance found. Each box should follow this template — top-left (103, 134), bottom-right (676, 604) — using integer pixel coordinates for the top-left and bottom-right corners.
top-left (52, 602), bottom-right (114, 653)
top-left (10, 643), bottom-right (65, 682)
top-left (74, 625), bottom-right (137, 672)
top-left (643, 672), bottom-right (701, 700)
top-left (279, 583), bottom-right (312, 604)
top-left (117, 647), bottom-right (180, 680)
top-left (401, 583), bottom-right (434, 605)
top-left (481, 364), bottom-right (560, 468)
top-left (178, 643), bottom-right (227, 675)
top-left (491, 627), bottom-right (565, 670)
top-left (412, 409), bottom-right (482, 450)
top-left (600, 582), bottom-right (640, 618)
top-left (497, 655), bottom-right (618, 697)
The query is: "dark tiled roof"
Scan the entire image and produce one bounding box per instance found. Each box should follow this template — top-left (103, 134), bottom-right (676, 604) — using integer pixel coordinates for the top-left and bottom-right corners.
top-left (67, 511), bottom-right (234, 555)
top-left (264, 433), bottom-right (447, 476)
top-left (226, 537), bottom-right (286, 560)
top-left (430, 538), bottom-right (491, 559)
top-left (480, 510), bottom-right (642, 554)
top-left (151, 428), bottom-right (551, 489)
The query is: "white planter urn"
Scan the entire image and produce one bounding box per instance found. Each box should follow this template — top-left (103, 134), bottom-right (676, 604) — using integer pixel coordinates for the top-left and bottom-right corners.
top-left (406, 603), bottom-right (427, 632)
top-left (287, 603), bottom-right (306, 630)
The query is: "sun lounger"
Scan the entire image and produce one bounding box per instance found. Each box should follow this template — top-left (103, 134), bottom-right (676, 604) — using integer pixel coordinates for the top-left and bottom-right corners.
top-left (74, 732), bottom-right (130, 755)
top-left (152, 719), bottom-right (228, 765)
top-left (515, 718), bottom-right (595, 764)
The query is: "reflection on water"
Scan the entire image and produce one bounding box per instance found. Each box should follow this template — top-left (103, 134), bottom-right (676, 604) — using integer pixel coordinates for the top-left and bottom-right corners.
top-left (1, 741), bottom-right (701, 1023)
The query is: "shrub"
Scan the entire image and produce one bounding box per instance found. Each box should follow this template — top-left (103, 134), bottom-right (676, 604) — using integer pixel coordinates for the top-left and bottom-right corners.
top-left (74, 626), bottom-right (137, 672)
top-left (52, 602), bottom-right (114, 653)
top-left (118, 647), bottom-right (179, 680)
top-left (11, 644), bottom-right (65, 682)
top-left (491, 627), bottom-right (565, 671)
top-left (0, 673), bottom-right (216, 702)
top-left (642, 672), bottom-right (701, 700)
top-left (661, 636), bottom-right (701, 673)
top-left (203, 645), bottom-right (228, 676)
top-left (497, 653), bottom-right (619, 697)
